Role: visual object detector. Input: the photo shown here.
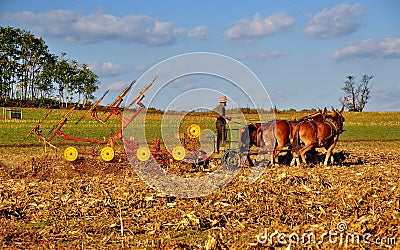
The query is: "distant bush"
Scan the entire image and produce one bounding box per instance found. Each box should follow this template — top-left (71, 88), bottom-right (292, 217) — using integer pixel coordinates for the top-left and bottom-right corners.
top-left (0, 98), bottom-right (60, 108)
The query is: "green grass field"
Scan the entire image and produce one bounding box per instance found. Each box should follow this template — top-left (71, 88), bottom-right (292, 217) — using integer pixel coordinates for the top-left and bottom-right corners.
top-left (1, 108), bottom-right (399, 153)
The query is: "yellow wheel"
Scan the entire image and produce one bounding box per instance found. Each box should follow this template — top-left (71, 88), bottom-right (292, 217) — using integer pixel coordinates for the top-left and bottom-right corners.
top-left (64, 146), bottom-right (78, 162)
top-left (100, 146), bottom-right (115, 162)
top-left (172, 146), bottom-right (186, 161)
top-left (187, 124), bottom-right (201, 139)
top-left (136, 146), bottom-right (151, 161)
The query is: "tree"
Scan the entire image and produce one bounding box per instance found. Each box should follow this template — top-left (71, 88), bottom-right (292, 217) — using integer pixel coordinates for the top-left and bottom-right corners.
top-left (0, 26), bottom-right (21, 99)
top-left (76, 64), bottom-right (99, 108)
top-left (356, 75), bottom-right (373, 112)
top-left (1, 27), bottom-right (54, 100)
top-left (52, 53), bottom-right (70, 107)
top-left (53, 55), bottom-right (99, 107)
top-left (340, 75), bottom-right (373, 112)
top-left (36, 55), bottom-right (57, 99)
top-left (1, 26), bottom-right (100, 107)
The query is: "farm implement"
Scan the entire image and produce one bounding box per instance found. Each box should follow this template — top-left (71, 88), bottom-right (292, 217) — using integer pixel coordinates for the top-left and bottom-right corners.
top-left (22, 78), bottom-right (212, 165)
top-left (22, 79), bottom-right (150, 162)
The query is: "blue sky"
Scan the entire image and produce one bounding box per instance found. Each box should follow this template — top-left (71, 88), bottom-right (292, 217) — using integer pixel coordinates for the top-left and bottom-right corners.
top-left (1, 0), bottom-right (399, 111)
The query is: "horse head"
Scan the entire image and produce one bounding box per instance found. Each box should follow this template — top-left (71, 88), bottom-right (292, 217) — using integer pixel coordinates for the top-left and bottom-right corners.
top-left (330, 106), bottom-right (345, 133)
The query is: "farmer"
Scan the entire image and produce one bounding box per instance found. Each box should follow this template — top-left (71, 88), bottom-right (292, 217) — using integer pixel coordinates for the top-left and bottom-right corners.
top-left (216, 96), bottom-right (229, 153)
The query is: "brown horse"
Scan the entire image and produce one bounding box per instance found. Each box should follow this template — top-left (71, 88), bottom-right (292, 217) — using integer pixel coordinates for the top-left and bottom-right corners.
top-left (291, 107), bottom-right (345, 166)
top-left (238, 123), bottom-right (262, 150)
top-left (237, 109), bottom-right (328, 166)
top-left (237, 123), bottom-right (262, 166)
top-left (257, 108), bottom-right (328, 165)
top-left (257, 120), bottom-right (294, 164)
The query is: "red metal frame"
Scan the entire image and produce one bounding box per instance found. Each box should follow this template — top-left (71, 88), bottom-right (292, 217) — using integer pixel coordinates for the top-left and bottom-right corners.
top-left (42, 102), bottom-right (146, 155)
top-left (25, 79), bottom-right (210, 163)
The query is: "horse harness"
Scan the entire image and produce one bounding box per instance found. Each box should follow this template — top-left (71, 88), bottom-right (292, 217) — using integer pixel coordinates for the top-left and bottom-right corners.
top-left (297, 117), bottom-right (338, 147)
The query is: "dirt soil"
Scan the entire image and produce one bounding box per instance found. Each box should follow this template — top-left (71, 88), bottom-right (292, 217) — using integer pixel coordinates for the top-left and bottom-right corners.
top-left (0, 141), bottom-right (399, 249)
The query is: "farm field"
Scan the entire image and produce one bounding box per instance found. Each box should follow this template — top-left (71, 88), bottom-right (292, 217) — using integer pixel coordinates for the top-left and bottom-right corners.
top-left (0, 108), bottom-right (399, 249)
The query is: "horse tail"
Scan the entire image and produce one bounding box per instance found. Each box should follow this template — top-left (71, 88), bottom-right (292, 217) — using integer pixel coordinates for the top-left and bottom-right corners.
top-left (256, 125), bottom-right (263, 148)
top-left (268, 121), bottom-right (277, 150)
top-left (258, 122), bottom-right (273, 149)
top-left (292, 123), bottom-right (301, 154)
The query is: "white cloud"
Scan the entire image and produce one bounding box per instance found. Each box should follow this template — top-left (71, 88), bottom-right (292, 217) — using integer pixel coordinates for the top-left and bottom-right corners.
top-left (225, 13), bottom-right (295, 42)
top-left (187, 25), bottom-right (207, 40)
top-left (107, 81), bottom-right (130, 91)
top-left (89, 62), bottom-right (126, 77)
top-left (237, 50), bottom-right (288, 60)
top-left (332, 38), bottom-right (400, 61)
top-left (305, 3), bottom-right (365, 38)
top-left (1, 9), bottom-right (207, 45)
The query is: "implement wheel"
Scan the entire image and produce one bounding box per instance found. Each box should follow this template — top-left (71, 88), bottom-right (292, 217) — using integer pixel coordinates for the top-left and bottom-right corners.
top-left (172, 146), bottom-right (186, 161)
top-left (101, 146), bottom-right (115, 162)
top-left (137, 146), bottom-right (151, 162)
top-left (187, 124), bottom-right (201, 139)
top-left (64, 146), bottom-right (78, 162)
top-left (222, 150), bottom-right (240, 169)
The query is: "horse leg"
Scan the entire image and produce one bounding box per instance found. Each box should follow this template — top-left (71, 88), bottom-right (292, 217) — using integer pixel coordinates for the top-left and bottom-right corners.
top-left (290, 154), bottom-right (297, 166)
top-left (258, 145), bottom-right (274, 165)
top-left (300, 152), bottom-right (307, 164)
top-left (310, 148), bottom-right (319, 164)
top-left (290, 152), bottom-right (301, 166)
top-left (324, 141), bottom-right (337, 166)
top-left (273, 150), bottom-right (279, 165)
top-left (272, 138), bottom-right (282, 165)
top-left (299, 144), bottom-right (315, 165)
top-left (272, 131), bottom-right (287, 165)
top-left (323, 148), bottom-right (332, 166)
top-left (296, 156), bottom-right (301, 166)
top-left (273, 146), bottom-right (282, 165)
top-left (270, 150), bottom-right (275, 165)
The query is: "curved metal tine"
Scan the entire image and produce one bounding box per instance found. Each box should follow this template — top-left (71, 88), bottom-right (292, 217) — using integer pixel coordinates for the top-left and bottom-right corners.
top-left (128, 76), bottom-right (157, 108)
top-left (103, 80), bottom-right (136, 114)
top-left (20, 109), bottom-right (52, 143)
top-left (76, 90), bottom-right (109, 124)
top-left (48, 106), bottom-right (75, 135)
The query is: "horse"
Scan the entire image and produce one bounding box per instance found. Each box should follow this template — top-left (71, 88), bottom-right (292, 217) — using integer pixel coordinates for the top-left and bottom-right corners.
top-left (257, 120), bottom-right (297, 165)
top-left (237, 122), bottom-right (262, 166)
top-left (257, 108), bottom-right (328, 165)
top-left (290, 107), bottom-right (345, 166)
top-left (237, 108), bottom-right (329, 166)
top-left (238, 123), bottom-right (262, 150)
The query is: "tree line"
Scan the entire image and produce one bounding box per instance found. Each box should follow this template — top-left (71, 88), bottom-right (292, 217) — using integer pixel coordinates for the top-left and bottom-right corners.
top-left (0, 26), bottom-right (99, 108)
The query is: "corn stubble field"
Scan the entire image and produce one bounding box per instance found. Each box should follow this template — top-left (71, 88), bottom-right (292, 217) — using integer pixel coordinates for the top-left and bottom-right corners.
top-left (0, 108), bottom-right (399, 249)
